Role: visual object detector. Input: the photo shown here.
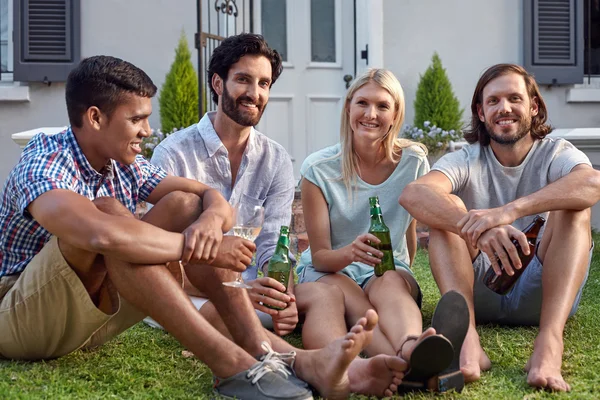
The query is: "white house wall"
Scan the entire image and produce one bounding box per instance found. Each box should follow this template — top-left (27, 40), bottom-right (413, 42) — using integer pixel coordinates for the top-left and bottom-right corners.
top-left (0, 0), bottom-right (196, 184)
top-left (383, 0), bottom-right (600, 130)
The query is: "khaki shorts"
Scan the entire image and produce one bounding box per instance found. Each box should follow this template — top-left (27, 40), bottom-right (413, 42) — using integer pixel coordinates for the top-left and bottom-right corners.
top-left (0, 237), bottom-right (148, 360)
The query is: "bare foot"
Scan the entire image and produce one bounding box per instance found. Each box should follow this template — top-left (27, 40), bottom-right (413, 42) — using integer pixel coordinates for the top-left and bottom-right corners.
top-left (525, 332), bottom-right (569, 392)
top-left (348, 355), bottom-right (407, 397)
top-left (460, 326), bottom-right (491, 382)
top-left (294, 309), bottom-right (378, 400)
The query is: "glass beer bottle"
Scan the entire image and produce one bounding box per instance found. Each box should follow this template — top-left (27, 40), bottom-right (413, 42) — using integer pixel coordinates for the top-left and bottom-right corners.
top-left (483, 215), bottom-right (546, 295)
top-left (368, 196), bottom-right (395, 277)
top-left (266, 226), bottom-right (291, 310)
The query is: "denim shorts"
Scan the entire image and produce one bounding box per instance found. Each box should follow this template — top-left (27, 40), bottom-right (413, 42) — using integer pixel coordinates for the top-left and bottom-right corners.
top-left (298, 262), bottom-right (422, 308)
top-left (472, 244), bottom-right (593, 325)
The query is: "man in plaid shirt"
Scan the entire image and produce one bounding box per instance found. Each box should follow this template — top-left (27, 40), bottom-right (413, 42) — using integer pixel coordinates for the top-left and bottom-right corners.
top-left (0, 55), bottom-right (381, 400)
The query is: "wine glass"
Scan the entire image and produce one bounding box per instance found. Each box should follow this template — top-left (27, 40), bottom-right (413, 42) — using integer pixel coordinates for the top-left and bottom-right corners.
top-left (222, 203), bottom-right (264, 289)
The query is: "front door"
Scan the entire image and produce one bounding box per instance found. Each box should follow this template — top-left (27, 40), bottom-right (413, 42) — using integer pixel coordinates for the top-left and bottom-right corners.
top-left (254, 0), bottom-right (356, 179)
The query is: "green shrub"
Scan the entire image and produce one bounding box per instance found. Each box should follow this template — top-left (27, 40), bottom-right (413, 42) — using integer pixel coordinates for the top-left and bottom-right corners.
top-left (159, 33), bottom-right (199, 133)
top-left (413, 52), bottom-right (463, 134)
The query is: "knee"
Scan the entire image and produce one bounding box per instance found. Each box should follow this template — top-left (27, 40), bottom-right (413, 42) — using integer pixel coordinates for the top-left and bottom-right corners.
top-left (93, 197), bottom-right (132, 218)
top-left (375, 271), bottom-right (410, 292)
top-left (159, 191), bottom-right (203, 218)
top-left (296, 282), bottom-right (344, 308)
top-left (550, 208), bottom-right (591, 230)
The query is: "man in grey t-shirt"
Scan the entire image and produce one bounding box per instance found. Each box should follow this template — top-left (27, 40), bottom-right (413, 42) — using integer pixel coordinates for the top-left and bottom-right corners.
top-left (400, 64), bottom-right (600, 392)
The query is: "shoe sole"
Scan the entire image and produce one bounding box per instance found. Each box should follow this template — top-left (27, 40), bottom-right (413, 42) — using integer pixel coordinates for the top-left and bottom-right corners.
top-left (430, 290), bottom-right (470, 393)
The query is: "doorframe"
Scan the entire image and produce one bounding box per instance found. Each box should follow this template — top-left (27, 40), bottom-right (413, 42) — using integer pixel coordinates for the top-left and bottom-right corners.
top-left (354, 0), bottom-right (384, 75)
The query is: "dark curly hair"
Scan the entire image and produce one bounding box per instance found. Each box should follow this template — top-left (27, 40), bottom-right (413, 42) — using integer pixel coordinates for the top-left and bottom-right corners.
top-left (208, 33), bottom-right (283, 104)
top-left (66, 56), bottom-right (156, 128)
top-left (463, 63), bottom-right (552, 145)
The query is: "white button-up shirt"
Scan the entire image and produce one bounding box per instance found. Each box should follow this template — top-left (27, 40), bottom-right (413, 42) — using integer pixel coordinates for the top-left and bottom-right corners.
top-left (151, 112), bottom-right (295, 279)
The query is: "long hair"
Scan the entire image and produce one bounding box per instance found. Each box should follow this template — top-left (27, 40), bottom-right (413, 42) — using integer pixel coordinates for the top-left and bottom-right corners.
top-left (339, 68), bottom-right (426, 193)
top-left (463, 63), bottom-right (552, 145)
top-left (66, 56), bottom-right (157, 128)
top-left (208, 33), bottom-right (283, 104)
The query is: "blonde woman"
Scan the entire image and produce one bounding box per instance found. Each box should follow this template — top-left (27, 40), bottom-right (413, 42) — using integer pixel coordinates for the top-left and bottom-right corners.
top-left (297, 68), bottom-right (468, 392)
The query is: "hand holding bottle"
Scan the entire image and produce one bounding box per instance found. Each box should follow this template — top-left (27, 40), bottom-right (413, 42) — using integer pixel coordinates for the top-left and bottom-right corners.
top-left (482, 216), bottom-right (545, 295)
top-left (346, 233), bottom-right (384, 267)
top-left (476, 225), bottom-right (530, 276)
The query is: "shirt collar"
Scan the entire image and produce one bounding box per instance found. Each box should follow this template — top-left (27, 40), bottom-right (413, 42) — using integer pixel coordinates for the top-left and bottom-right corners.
top-left (65, 127), bottom-right (115, 181)
top-left (197, 112), bottom-right (258, 159)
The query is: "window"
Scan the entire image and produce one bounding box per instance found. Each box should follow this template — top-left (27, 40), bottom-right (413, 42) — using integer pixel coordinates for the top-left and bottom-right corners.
top-left (0, 0), bottom-right (13, 82)
top-left (261, 0), bottom-right (287, 61)
top-left (310, 0), bottom-right (336, 63)
top-left (584, 0), bottom-right (600, 76)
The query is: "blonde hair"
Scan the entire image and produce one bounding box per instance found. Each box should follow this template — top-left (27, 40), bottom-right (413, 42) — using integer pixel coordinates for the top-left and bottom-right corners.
top-left (339, 68), bottom-right (427, 193)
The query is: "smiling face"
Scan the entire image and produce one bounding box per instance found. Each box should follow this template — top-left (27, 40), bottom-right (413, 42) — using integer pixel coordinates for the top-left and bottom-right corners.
top-left (477, 73), bottom-right (539, 146)
top-left (347, 81), bottom-right (396, 144)
top-left (87, 94), bottom-right (152, 169)
top-left (215, 54), bottom-right (272, 127)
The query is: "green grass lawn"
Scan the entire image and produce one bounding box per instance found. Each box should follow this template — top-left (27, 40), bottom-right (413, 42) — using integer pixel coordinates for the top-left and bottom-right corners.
top-left (2, 237), bottom-right (600, 399)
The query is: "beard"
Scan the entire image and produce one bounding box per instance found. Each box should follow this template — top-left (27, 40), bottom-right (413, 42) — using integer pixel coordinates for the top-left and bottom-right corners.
top-left (221, 84), bottom-right (266, 127)
top-left (483, 113), bottom-right (531, 146)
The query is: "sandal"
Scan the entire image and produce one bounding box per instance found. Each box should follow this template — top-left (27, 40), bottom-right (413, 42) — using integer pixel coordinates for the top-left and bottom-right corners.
top-left (429, 290), bottom-right (470, 393)
top-left (397, 333), bottom-right (454, 392)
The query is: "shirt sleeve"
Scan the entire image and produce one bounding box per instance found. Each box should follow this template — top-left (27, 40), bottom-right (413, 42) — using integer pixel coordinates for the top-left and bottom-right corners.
top-left (136, 155), bottom-right (168, 201)
top-left (431, 147), bottom-right (470, 193)
top-left (150, 143), bottom-right (178, 176)
top-left (548, 140), bottom-right (592, 183)
top-left (14, 151), bottom-right (77, 216)
top-left (254, 153), bottom-right (296, 274)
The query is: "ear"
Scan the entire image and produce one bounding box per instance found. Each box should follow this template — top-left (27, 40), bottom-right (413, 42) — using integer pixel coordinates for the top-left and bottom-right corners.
top-left (212, 73), bottom-right (224, 97)
top-left (530, 96), bottom-right (539, 117)
top-left (84, 106), bottom-right (104, 131)
top-left (477, 104), bottom-right (485, 122)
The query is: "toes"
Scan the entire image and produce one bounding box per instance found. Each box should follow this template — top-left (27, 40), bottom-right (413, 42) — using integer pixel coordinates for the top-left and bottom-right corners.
top-left (364, 309), bottom-right (378, 330)
top-left (350, 324), bottom-right (364, 335)
top-left (383, 388), bottom-right (393, 397)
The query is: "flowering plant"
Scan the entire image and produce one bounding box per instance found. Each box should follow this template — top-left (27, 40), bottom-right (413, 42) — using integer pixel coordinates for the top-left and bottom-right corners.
top-left (142, 127), bottom-right (180, 159)
top-left (402, 121), bottom-right (462, 154)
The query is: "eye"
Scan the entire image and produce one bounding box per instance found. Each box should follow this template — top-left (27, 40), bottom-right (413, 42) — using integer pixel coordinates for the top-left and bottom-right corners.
top-left (356, 100), bottom-right (367, 105)
top-left (131, 117), bottom-right (141, 124)
top-left (237, 77), bottom-right (247, 83)
top-left (379, 104), bottom-right (390, 110)
top-left (259, 81), bottom-right (270, 88)
top-left (487, 99), bottom-right (497, 105)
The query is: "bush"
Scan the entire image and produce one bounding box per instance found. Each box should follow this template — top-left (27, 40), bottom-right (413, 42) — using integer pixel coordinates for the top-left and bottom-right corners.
top-left (402, 121), bottom-right (461, 154)
top-left (159, 32), bottom-right (199, 134)
top-left (412, 53), bottom-right (463, 146)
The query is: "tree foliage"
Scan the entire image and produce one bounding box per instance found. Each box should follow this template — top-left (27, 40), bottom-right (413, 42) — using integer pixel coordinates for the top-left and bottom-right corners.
top-left (159, 33), bottom-right (199, 133)
top-left (413, 53), bottom-right (463, 132)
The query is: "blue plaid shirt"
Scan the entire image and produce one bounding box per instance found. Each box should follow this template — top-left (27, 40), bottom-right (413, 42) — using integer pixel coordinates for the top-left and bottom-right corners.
top-left (0, 127), bottom-right (167, 278)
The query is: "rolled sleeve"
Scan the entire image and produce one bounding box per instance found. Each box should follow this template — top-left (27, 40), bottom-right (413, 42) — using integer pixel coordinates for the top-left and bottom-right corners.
top-left (136, 156), bottom-right (168, 201)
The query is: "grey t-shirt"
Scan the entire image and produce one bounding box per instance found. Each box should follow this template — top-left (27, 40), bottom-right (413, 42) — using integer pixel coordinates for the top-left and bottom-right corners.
top-left (432, 137), bottom-right (591, 231)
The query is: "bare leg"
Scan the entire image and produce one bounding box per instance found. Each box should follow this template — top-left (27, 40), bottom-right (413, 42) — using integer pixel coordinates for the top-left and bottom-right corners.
top-left (428, 195), bottom-right (492, 383)
top-left (295, 282), bottom-right (347, 349)
top-left (184, 262), bottom-right (269, 357)
top-left (297, 278), bottom-right (408, 396)
top-left (525, 209), bottom-right (591, 392)
top-left (319, 274), bottom-right (396, 355)
top-left (60, 194), bottom-right (257, 378)
top-left (364, 271), bottom-right (423, 355)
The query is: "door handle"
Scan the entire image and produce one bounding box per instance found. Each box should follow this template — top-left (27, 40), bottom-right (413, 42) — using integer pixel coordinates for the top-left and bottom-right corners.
top-left (343, 74), bottom-right (353, 89)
